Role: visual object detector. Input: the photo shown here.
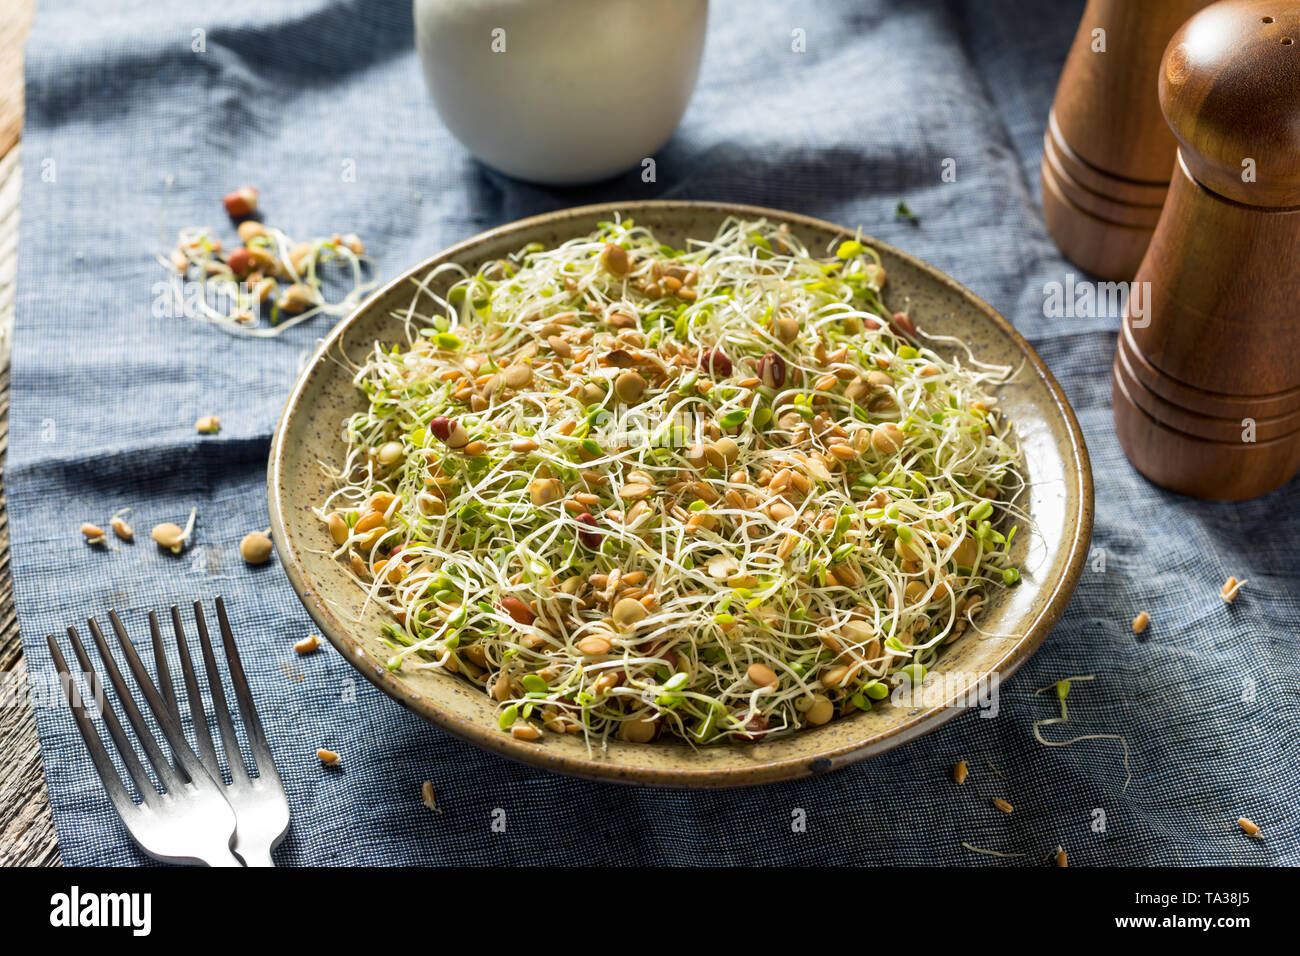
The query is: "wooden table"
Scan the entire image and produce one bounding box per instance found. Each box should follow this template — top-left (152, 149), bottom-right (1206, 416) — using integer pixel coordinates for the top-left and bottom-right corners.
top-left (0, 0), bottom-right (59, 867)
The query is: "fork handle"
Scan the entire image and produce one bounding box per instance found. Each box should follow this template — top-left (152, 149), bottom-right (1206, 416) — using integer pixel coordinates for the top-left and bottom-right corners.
top-left (234, 844), bottom-right (276, 867)
top-left (200, 850), bottom-right (247, 867)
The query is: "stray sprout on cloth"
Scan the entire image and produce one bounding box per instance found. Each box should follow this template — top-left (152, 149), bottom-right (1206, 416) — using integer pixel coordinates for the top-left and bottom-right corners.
top-left (158, 189), bottom-right (377, 338)
top-left (1033, 675), bottom-right (1132, 790)
top-left (151, 507), bottom-right (197, 555)
top-left (315, 216), bottom-right (1026, 748)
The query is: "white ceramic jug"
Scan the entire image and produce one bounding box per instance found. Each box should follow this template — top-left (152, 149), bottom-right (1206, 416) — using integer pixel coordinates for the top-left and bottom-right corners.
top-left (414, 0), bottom-right (709, 185)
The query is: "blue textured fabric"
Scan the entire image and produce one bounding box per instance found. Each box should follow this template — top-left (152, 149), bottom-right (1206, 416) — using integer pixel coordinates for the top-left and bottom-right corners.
top-left (12, 0), bottom-right (1299, 866)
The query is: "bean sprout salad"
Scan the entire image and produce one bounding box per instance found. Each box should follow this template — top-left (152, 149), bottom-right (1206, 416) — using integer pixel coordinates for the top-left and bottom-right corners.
top-left (317, 217), bottom-right (1025, 747)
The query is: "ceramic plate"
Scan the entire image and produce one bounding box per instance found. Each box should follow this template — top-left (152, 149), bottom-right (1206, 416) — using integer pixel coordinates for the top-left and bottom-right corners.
top-left (267, 201), bottom-right (1093, 787)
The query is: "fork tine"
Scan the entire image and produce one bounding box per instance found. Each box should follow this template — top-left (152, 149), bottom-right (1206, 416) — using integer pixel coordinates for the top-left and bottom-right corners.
top-left (64, 625), bottom-right (160, 807)
top-left (104, 611), bottom-right (218, 794)
top-left (147, 611), bottom-right (188, 779)
top-left (170, 605), bottom-right (222, 782)
top-left (46, 633), bottom-right (141, 820)
top-left (193, 602), bottom-right (249, 783)
top-left (148, 611), bottom-right (182, 728)
top-left (214, 597), bottom-right (281, 781)
top-left (84, 617), bottom-right (185, 794)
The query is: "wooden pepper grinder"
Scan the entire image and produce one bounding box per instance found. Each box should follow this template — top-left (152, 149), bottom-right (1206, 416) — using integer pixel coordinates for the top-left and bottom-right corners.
top-left (1042, 0), bottom-right (1214, 280)
top-left (1112, 0), bottom-right (1300, 501)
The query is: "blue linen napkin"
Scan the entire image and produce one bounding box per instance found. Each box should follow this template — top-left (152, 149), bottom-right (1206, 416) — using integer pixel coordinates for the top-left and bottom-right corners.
top-left (11, 0), bottom-right (1298, 865)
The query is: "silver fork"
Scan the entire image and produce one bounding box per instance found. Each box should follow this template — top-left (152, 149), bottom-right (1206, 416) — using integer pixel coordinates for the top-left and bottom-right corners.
top-left (46, 617), bottom-right (242, 866)
top-left (151, 598), bottom-right (290, 867)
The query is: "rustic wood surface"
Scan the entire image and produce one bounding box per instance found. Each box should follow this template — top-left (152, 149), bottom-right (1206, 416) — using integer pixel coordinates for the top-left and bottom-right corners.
top-left (0, 0), bottom-right (59, 867)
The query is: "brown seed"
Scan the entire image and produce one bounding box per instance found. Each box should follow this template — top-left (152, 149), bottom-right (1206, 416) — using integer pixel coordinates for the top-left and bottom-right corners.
top-left (828, 443), bottom-right (856, 461)
top-left (804, 694), bottom-right (834, 726)
top-left (354, 511), bottom-right (386, 534)
top-left (294, 635), bottom-right (321, 655)
top-left (871, 423), bottom-right (905, 453)
top-left (81, 523), bottom-right (106, 545)
top-left (511, 437), bottom-right (539, 453)
top-left (614, 370), bottom-right (647, 403)
top-left (1054, 846), bottom-right (1068, 867)
top-left (821, 665), bottom-right (850, 688)
top-left (239, 531), bottom-right (273, 565)
top-left (511, 722), bottom-right (542, 741)
top-left (575, 512), bottom-right (602, 549)
top-left (501, 596), bottom-right (535, 626)
top-left (953, 760), bottom-right (968, 784)
top-left (376, 440), bottom-right (404, 466)
top-left (278, 282), bottom-right (315, 314)
top-left (195, 415), bottom-right (221, 435)
top-left (1238, 816), bottom-right (1262, 838)
top-left (236, 220), bottom-right (266, 242)
top-left (618, 482), bottom-right (653, 501)
top-left (463, 440), bottom-right (487, 457)
top-left (502, 363), bottom-right (533, 389)
top-left (601, 242), bottom-right (629, 276)
top-left (711, 437), bottom-right (740, 465)
top-left (1131, 611), bottom-right (1150, 634)
top-left (317, 748), bottom-right (341, 766)
top-left (326, 512), bottom-right (348, 545)
top-left (151, 522), bottom-right (186, 552)
top-left (700, 348), bottom-right (732, 377)
top-left (547, 334), bottom-right (571, 358)
top-left (775, 315), bottom-right (800, 343)
top-left (757, 351), bottom-right (787, 388)
top-left (619, 717), bottom-right (658, 743)
top-left (612, 597), bottom-right (647, 628)
top-left (421, 781), bottom-right (439, 812)
top-left (747, 663), bottom-right (779, 688)
top-left (576, 635), bottom-right (612, 656)
top-left (992, 797), bottom-right (1014, 814)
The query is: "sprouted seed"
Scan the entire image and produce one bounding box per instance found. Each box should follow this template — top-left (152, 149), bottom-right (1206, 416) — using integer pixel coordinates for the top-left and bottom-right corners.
top-left (195, 415), bottom-right (221, 435)
top-left (151, 507), bottom-right (197, 555)
top-left (294, 634), bottom-right (322, 655)
top-left (160, 190), bottom-right (377, 338)
top-left (239, 530), bottom-right (274, 565)
top-left (1054, 846), bottom-right (1068, 867)
top-left (421, 780), bottom-right (442, 813)
top-left (1237, 816), bottom-right (1262, 838)
top-left (1033, 675), bottom-right (1131, 790)
top-left (316, 216), bottom-right (1027, 747)
top-left (80, 523), bottom-right (106, 546)
top-left (110, 509), bottom-right (134, 541)
top-left (960, 842), bottom-right (1027, 859)
top-left (1221, 576), bottom-right (1246, 603)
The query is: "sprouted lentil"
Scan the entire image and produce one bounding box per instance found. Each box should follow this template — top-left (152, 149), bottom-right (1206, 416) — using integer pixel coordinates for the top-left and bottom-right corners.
top-left (316, 216), bottom-right (1026, 747)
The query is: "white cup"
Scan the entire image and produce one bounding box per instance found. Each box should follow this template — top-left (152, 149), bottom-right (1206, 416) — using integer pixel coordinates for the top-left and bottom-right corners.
top-left (414, 0), bottom-right (709, 185)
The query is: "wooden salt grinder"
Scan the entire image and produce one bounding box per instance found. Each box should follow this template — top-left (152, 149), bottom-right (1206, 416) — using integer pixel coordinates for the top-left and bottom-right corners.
top-left (1112, 0), bottom-right (1300, 500)
top-left (1042, 0), bottom-right (1213, 280)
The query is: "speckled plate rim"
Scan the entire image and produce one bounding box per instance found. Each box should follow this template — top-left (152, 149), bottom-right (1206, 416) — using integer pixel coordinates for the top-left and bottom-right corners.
top-left (268, 200), bottom-right (1094, 789)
